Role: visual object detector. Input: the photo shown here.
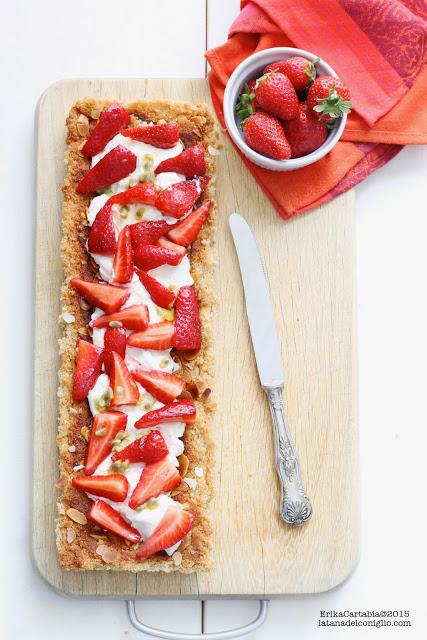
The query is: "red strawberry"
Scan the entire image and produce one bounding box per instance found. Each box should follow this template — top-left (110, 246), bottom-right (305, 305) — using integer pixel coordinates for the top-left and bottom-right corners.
top-left (235, 78), bottom-right (260, 120)
top-left (129, 220), bottom-right (170, 247)
top-left (128, 458), bottom-right (181, 509)
top-left (72, 474), bottom-right (129, 502)
top-left (155, 177), bottom-right (210, 218)
top-left (136, 270), bottom-right (176, 309)
top-left (133, 245), bottom-right (183, 271)
top-left (112, 227), bottom-right (133, 283)
top-left (157, 237), bottom-right (187, 257)
top-left (109, 351), bottom-right (139, 406)
top-left (283, 102), bottom-right (328, 158)
top-left (85, 410), bottom-right (127, 475)
top-left (127, 322), bottom-right (175, 350)
top-left (166, 200), bottom-right (211, 247)
top-left (72, 339), bottom-right (104, 401)
top-left (121, 122), bottom-right (180, 148)
top-left (242, 112), bottom-right (291, 160)
top-left (174, 286), bottom-right (201, 351)
top-left (103, 326), bottom-right (127, 375)
top-left (264, 57), bottom-right (318, 92)
top-left (136, 507), bottom-right (194, 559)
top-left (76, 145), bottom-right (137, 193)
top-left (134, 399), bottom-right (196, 429)
top-left (82, 103), bottom-right (130, 157)
top-left (132, 369), bottom-right (185, 404)
top-left (112, 430), bottom-right (169, 464)
top-left (88, 499), bottom-right (141, 543)
top-left (155, 145), bottom-right (206, 178)
top-left (254, 72), bottom-right (299, 121)
top-left (87, 203), bottom-right (117, 255)
top-left (70, 278), bottom-right (130, 314)
top-left (110, 182), bottom-right (159, 207)
top-left (91, 305), bottom-right (149, 331)
top-left (307, 76), bottom-right (352, 122)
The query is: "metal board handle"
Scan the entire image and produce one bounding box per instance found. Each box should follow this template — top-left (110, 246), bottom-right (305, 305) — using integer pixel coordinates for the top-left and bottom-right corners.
top-left (126, 600), bottom-right (269, 639)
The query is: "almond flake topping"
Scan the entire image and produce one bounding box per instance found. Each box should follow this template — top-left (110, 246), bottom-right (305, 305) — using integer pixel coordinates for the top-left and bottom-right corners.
top-left (66, 508), bottom-right (87, 525)
top-left (66, 528), bottom-right (76, 543)
top-left (62, 311), bottom-right (75, 324)
top-left (183, 477), bottom-right (197, 490)
top-left (208, 145), bottom-right (220, 156)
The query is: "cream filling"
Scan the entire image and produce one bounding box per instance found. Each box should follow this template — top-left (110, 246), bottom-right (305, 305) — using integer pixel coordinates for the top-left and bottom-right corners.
top-left (83, 132), bottom-right (195, 553)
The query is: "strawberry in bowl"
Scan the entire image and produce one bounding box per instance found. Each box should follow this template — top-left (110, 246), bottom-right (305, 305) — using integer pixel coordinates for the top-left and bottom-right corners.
top-left (224, 47), bottom-right (351, 171)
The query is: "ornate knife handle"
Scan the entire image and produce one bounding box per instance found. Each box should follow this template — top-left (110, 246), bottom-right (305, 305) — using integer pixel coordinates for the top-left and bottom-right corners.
top-left (266, 386), bottom-right (313, 526)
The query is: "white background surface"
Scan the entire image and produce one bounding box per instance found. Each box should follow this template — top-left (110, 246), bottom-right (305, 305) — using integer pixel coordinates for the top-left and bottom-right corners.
top-left (1, 0), bottom-right (426, 637)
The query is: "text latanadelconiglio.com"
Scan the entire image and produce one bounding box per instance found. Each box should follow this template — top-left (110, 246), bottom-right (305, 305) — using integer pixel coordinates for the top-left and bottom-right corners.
top-left (318, 610), bottom-right (412, 628)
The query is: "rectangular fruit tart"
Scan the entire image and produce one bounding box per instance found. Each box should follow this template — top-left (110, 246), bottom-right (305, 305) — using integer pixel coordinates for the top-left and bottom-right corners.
top-left (56, 98), bottom-right (217, 572)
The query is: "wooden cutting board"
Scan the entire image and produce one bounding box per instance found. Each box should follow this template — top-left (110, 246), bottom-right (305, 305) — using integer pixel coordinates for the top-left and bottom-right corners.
top-left (33, 78), bottom-right (358, 599)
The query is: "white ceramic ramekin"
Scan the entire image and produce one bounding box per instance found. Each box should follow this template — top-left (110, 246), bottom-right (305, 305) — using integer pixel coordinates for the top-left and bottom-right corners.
top-left (223, 47), bottom-right (347, 171)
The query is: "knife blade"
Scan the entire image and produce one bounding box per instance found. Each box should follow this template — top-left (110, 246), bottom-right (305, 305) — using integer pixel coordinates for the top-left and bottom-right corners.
top-left (229, 212), bottom-right (284, 389)
top-left (229, 213), bottom-right (312, 526)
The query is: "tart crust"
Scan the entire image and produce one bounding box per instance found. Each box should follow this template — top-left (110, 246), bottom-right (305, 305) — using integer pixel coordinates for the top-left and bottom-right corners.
top-left (56, 98), bottom-right (218, 572)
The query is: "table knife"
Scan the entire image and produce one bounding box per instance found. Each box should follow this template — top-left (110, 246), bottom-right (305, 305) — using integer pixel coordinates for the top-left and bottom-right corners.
top-left (229, 213), bottom-right (312, 526)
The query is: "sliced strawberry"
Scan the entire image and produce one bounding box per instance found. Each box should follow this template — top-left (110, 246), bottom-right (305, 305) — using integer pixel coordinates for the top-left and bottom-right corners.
top-left (91, 305), bottom-right (149, 331)
top-left (174, 286), bottom-right (201, 351)
top-left (127, 322), bottom-right (175, 350)
top-left (155, 177), bottom-right (210, 218)
top-left (87, 202), bottom-right (117, 255)
top-left (70, 278), bottom-right (130, 314)
top-left (157, 237), bottom-right (187, 257)
top-left (85, 410), bottom-right (127, 475)
top-left (121, 122), bottom-right (180, 148)
top-left (155, 144), bottom-right (206, 178)
top-left (72, 473), bottom-right (129, 502)
top-left (134, 400), bottom-right (196, 429)
top-left (112, 226), bottom-right (133, 283)
top-left (166, 200), bottom-right (211, 247)
top-left (109, 351), bottom-right (139, 406)
top-left (129, 220), bottom-right (170, 248)
top-left (132, 369), bottom-right (185, 404)
top-left (136, 507), bottom-right (194, 558)
top-left (88, 499), bottom-right (141, 543)
top-left (112, 430), bottom-right (169, 464)
top-left (133, 245), bottom-right (183, 271)
top-left (128, 458), bottom-right (181, 509)
top-left (103, 326), bottom-right (127, 375)
top-left (198, 176), bottom-right (210, 192)
top-left (110, 182), bottom-right (159, 207)
top-left (82, 104), bottom-right (130, 157)
top-left (136, 270), bottom-right (175, 309)
top-left (72, 340), bottom-right (104, 401)
top-left (76, 145), bottom-right (137, 194)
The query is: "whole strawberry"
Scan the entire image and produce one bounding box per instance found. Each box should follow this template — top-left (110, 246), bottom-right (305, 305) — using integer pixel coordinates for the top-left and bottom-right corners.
top-left (254, 72), bottom-right (299, 121)
top-left (284, 103), bottom-right (328, 158)
top-left (264, 56), bottom-right (319, 92)
top-left (307, 76), bottom-right (352, 122)
top-left (243, 112), bottom-right (291, 160)
top-left (236, 79), bottom-right (260, 120)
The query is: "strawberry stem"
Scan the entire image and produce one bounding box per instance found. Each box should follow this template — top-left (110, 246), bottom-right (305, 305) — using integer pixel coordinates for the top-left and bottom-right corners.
top-left (235, 83), bottom-right (255, 125)
top-left (313, 84), bottom-right (352, 120)
top-left (305, 57), bottom-right (320, 84)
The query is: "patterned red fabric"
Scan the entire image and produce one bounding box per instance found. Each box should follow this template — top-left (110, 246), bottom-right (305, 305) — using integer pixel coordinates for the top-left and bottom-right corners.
top-left (206, 0), bottom-right (427, 219)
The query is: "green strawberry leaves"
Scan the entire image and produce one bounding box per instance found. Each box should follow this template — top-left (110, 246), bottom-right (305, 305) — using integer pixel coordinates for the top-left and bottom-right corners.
top-left (236, 83), bottom-right (256, 123)
top-left (313, 84), bottom-right (352, 120)
top-left (305, 57), bottom-right (319, 84)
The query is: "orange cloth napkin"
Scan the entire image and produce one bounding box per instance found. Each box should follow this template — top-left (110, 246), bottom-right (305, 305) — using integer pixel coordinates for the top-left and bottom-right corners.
top-left (206, 0), bottom-right (427, 219)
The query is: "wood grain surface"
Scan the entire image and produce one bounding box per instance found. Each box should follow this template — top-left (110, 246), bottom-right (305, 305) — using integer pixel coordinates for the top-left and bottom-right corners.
top-left (33, 78), bottom-right (358, 599)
